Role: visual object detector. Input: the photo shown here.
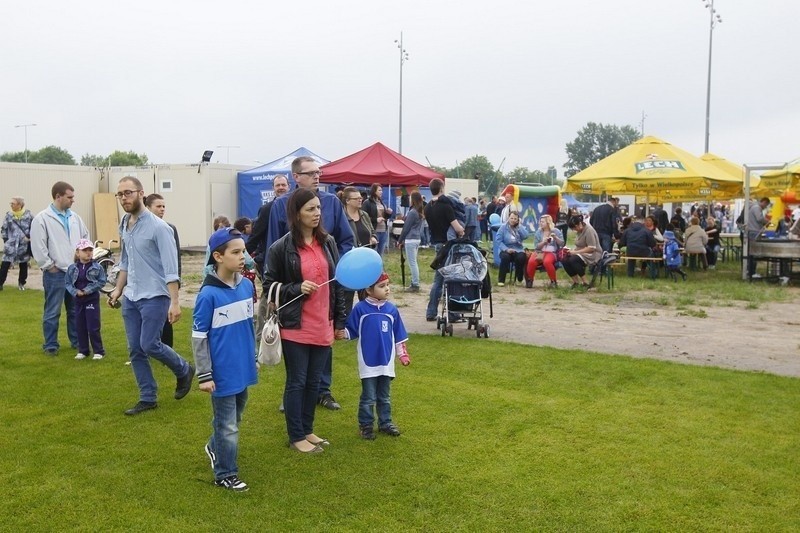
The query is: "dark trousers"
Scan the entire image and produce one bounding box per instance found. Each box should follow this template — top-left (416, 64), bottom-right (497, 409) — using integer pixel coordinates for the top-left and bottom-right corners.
top-left (0, 261), bottom-right (28, 287)
top-left (160, 320), bottom-right (173, 348)
top-left (562, 255), bottom-right (588, 278)
top-left (282, 339), bottom-right (328, 442)
top-left (498, 251), bottom-right (527, 283)
top-left (75, 292), bottom-right (105, 355)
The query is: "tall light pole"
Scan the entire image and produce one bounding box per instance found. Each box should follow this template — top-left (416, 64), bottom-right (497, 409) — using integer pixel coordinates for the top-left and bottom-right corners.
top-left (14, 123), bottom-right (37, 163)
top-left (394, 32), bottom-right (409, 154)
top-left (216, 145), bottom-right (240, 164)
top-left (701, 0), bottom-right (722, 153)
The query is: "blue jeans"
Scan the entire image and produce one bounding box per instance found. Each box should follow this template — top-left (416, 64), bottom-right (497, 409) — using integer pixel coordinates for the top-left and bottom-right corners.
top-left (122, 296), bottom-right (191, 403)
top-left (208, 389), bottom-right (248, 480)
top-left (598, 232), bottom-right (614, 253)
top-left (358, 375), bottom-right (392, 428)
top-left (404, 239), bottom-right (420, 287)
top-left (42, 269), bottom-right (77, 351)
top-left (318, 349), bottom-right (333, 398)
top-left (376, 231), bottom-right (389, 255)
top-left (282, 339), bottom-right (328, 442)
top-left (426, 245), bottom-right (444, 320)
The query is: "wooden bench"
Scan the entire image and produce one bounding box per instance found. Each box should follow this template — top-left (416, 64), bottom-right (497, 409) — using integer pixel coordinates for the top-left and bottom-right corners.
top-left (616, 256), bottom-right (665, 280)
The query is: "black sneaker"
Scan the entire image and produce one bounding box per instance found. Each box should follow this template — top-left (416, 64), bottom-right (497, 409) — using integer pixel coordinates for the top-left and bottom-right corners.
top-left (214, 475), bottom-right (249, 492)
top-left (124, 401), bottom-right (158, 416)
top-left (318, 394), bottom-right (341, 410)
top-left (204, 444), bottom-right (216, 470)
top-left (175, 364), bottom-right (195, 400)
top-left (379, 423), bottom-right (402, 437)
top-left (360, 425), bottom-right (376, 440)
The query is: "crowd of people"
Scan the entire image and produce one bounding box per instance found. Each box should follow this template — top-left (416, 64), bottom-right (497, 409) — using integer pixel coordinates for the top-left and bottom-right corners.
top-left (6, 168), bottom-right (800, 493)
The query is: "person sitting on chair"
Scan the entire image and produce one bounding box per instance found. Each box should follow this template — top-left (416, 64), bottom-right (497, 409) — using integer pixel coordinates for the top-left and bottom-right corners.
top-left (618, 216), bottom-right (656, 278)
top-left (683, 216), bottom-right (709, 270)
top-left (561, 215), bottom-right (603, 289)
top-left (525, 214), bottom-right (563, 289)
top-left (495, 211), bottom-right (528, 286)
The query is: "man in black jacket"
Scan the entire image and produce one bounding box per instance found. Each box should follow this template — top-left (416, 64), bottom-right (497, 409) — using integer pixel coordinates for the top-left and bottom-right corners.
top-left (589, 197), bottom-right (620, 253)
top-left (618, 216), bottom-right (657, 277)
top-left (246, 175), bottom-right (289, 275)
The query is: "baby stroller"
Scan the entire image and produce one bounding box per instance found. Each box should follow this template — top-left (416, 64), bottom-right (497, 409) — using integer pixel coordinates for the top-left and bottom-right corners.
top-left (436, 239), bottom-right (492, 338)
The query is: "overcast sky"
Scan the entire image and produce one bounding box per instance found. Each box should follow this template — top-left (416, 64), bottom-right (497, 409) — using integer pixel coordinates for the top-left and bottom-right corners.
top-left (2, 0), bottom-right (798, 176)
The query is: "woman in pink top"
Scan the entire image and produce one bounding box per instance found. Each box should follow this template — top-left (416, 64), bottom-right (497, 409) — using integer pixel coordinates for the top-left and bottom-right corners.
top-left (263, 189), bottom-right (347, 453)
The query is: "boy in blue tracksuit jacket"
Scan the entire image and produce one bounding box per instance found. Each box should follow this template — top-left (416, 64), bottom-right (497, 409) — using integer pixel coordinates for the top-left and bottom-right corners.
top-left (192, 228), bottom-right (257, 492)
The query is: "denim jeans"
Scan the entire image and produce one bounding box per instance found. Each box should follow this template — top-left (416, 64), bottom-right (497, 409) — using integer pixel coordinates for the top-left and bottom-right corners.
top-left (42, 269), bottom-right (77, 351)
top-left (404, 239), bottom-right (421, 287)
top-left (598, 232), bottom-right (614, 253)
top-left (318, 349), bottom-right (333, 398)
top-left (358, 375), bottom-right (392, 428)
top-left (426, 244), bottom-right (444, 320)
top-left (282, 339), bottom-right (328, 442)
top-left (376, 231), bottom-right (389, 255)
top-left (122, 296), bottom-right (191, 403)
top-left (207, 389), bottom-right (248, 480)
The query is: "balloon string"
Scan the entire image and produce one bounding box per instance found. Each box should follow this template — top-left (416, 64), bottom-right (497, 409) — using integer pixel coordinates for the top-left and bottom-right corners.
top-left (277, 278), bottom-right (335, 311)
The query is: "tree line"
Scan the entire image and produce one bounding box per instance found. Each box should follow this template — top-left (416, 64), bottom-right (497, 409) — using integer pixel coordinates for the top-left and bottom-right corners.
top-left (0, 121), bottom-right (640, 193)
top-left (0, 148), bottom-right (149, 167)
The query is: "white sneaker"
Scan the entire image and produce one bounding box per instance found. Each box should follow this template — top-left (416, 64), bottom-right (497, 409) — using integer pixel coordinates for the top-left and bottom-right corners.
top-left (75, 353), bottom-right (87, 360)
top-left (92, 353), bottom-right (104, 360)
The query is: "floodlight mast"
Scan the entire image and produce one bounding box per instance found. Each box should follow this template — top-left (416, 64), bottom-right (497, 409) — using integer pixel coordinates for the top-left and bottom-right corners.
top-left (702, 0), bottom-right (722, 153)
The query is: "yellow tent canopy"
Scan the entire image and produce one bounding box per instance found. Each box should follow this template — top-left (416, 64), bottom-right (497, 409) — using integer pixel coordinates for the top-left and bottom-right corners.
top-left (757, 159), bottom-right (800, 194)
top-left (564, 136), bottom-right (743, 201)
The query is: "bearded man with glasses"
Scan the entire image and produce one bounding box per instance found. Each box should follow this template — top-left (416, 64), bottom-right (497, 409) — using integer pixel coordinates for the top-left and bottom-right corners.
top-left (108, 176), bottom-right (195, 416)
top-left (266, 156), bottom-right (354, 411)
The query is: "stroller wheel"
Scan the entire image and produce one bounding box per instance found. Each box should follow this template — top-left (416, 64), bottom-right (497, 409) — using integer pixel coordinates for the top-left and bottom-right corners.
top-left (441, 324), bottom-right (447, 337)
top-left (446, 324), bottom-right (454, 336)
top-left (476, 326), bottom-right (482, 338)
top-left (483, 325), bottom-right (490, 338)
top-left (436, 317), bottom-right (443, 329)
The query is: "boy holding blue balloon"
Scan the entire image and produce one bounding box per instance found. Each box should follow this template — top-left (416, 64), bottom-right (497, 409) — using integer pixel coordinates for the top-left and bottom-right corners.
top-left (341, 272), bottom-right (411, 440)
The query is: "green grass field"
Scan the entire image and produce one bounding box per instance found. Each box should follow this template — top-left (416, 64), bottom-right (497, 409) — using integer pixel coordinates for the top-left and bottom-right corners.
top-left (1, 286), bottom-right (799, 531)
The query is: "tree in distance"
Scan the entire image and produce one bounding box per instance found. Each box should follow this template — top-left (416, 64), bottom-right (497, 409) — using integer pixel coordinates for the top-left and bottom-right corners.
top-left (564, 122), bottom-right (640, 177)
top-left (505, 167), bottom-right (556, 186)
top-left (80, 150), bottom-right (149, 167)
top-left (1, 145), bottom-right (76, 165)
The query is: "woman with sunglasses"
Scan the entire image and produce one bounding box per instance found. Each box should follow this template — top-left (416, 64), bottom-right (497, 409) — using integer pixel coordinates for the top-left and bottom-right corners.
top-left (264, 188), bottom-right (346, 453)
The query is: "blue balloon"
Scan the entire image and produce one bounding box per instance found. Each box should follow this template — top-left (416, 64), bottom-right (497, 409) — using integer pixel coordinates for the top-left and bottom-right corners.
top-left (335, 247), bottom-right (383, 290)
top-left (489, 213), bottom-right (501, 227)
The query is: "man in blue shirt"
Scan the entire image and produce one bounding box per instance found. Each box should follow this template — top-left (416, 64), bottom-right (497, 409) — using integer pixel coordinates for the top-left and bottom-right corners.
top-left (266, 156), bottom-right (354, 411)
top-left (108, 176), bottom-right (195, 416)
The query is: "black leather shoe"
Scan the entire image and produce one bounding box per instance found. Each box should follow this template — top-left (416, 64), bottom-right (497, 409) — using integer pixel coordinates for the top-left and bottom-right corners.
top-left (175, 364), bottom-right (195, 400)
top-left (318, 394), bottom-right (341, 410)
top-left (124, 401), bottom-right (158, 416)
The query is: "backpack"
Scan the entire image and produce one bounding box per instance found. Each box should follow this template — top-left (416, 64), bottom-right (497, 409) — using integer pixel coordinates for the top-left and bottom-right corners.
top-left (663, 239), bottom-right (682, 268)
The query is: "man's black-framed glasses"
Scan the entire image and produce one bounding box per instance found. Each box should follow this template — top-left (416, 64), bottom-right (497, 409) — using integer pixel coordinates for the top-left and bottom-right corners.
top-left (115, 189), bottom-right (142, 199)
top-left (297, 170), bottom-right (323, 177)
